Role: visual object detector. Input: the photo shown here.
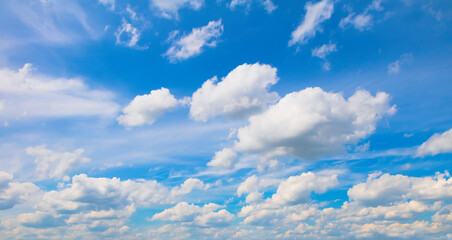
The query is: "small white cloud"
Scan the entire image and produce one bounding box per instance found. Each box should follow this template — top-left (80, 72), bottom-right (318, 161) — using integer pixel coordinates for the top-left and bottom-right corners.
top-left (26, 145), bottom-right (90, 180)
top-left (150, 0), bottom-right (204, 19)
top-left (115, 19), bottom-right (142, 48)
top-left (190, 63), bottom-right (279, 122)
top-left (416, 128), bottom-right (452, 157)
top-left (98, 0), bottom-right (115, 11)
top-left (165, 20), bottom-right (223, 62)
top-left (288, 0), bottom-right (334, 46)
top-left (312, 43), bottom-right (337, 71)
top-left (339, 13), bottom-right (373, 31)
top-left (388, 53), bottom-right (413, 74)
top-left (207, 148), bottom-right (238, 169)
top-left (229, 0), bottom-right (277, 13)
top-left (117, 88), bottom-right (178, 127)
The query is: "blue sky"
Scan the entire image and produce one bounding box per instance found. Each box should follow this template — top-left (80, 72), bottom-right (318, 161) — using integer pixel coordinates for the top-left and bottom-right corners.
top-left (0, 0), bottom-right (451, 239)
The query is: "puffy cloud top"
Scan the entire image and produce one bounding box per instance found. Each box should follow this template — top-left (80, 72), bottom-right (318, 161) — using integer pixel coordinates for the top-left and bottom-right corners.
top-left (190, 63), bottom-right (279, 122)
top-left (233, 87), bottom-right (396, 160)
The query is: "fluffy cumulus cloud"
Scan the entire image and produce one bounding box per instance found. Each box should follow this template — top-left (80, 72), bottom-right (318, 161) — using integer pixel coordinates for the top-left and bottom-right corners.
top-left (234, 171), bottom-right (452, 239)
top-left (165, 20), bottom-right (223, 62)
top-left (348, 171), bottom-right (452, 206)
top-left (190, 63), bottom-right (279, 122)
top-left (237, 175), bottom-right (280, 203)
top-left (312, 43), bottom-right (337, 70)
top-left (151, 202), bottom-right (234, 226)
top-left (117, 88), bottom-right (179, 127)
top-left (207, 148), bottom-right (238, 169)
top-left (417, 128), bottom-right (452, 156)
top-left (150, 0), bottom-right (204, 19)
top-left (272, 172), bottom-right (338, 205)
top-left (229, 0), bottom-right (277, 13)
top-left (0, 64), bottom-right (119, 121)
top-left (232, 87), bottom-right (396, 161)
top-left (289, 0), bottom-right (334, 46)
top-left (0, 174), bottom-right (208, 237)
top-left (25, 145), bottom-right (90, 180)
top-left (0, 171), bottom-right (41, 210)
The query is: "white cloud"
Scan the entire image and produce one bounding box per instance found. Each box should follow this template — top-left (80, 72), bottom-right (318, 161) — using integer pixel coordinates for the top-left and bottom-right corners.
top-left (169, 178), bottom-right (208, 198)
top-left (312, 43), bottom-right (337, 70)
top-left (237, 175), bottom-right (280, 203)
top-left (190, 63), bottom-right (279, 122)
top-left (388, 53), bottom-right (413, 74)
top-left (348, 171), bottom-right (452, 206)
top-left (233, 87), bottom-right (396, 161)
top-left (150, 0), bottom-right (204, 19)
top-left (151, 202), bottom-right (234, 226)
top-left (0, 64), bottom-right (119, 120)
top-left (207, 148), bottom-right (238, 169)
top-left (165, 20), bottom-right (223, 62)
top-left (339, 13), bottom-right (373, 31)
top-left (3, 0), bottom-right (99, 46)
top-left (229, 0), bottom-right (277, 13)
top-left (25, 145), bottom-right (90, 180)
top-left (98, 0), bottom-right (115, 11)
top-left (416, 128), bottom-right (452, 157)
top-left (272, 172), bottom-right (338, 205)
top-left (115, 19), bottom-right (142, 48)
top-left (0, 171), bottom-right (41, 210)
top-left (117, 88), bottom-right (178, 127)
top-left (288, 0), bottom-right (334, 46)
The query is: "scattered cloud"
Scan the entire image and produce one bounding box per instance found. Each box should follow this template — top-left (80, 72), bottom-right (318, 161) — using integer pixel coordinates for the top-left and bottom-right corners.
top-left (115, 19), bottom-right (143, 48)
top-left (26, 145), bottom-right (90, 180)
top-left (98, 0), bottom-right (115, 11)
top-left (150, 0), bottom-right (204, 19)
top-left (339, 13), bottom-right (373, 31)
top-left (288, 0), bottom-right (334, 46)
top-left (165, 20), bottom-right (223, 62)
top-left (416, 128), bottom-right (452, 157)
top-left (388, 53), bottom-right (413, 74)
top-left (117, 88), bottom-right (179, 127)
top-left (229, 0), bottom-right (277, 13)
top-left (312, 43), bottom-right (337, 70)
top-left (151, 202), bottom-right (234, 226)
top-left (0, 64), bottom-right (119, 121)
top-left (190, 63), bottom-right (279, 122)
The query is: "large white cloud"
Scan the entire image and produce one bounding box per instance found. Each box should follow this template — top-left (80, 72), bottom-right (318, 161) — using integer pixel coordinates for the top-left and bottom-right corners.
top-left (416, 128), bottom-right (452, 157)
top-left (117, 88), bottom-right (178, 127)
top-left (233, 87), bottom-right (396, 160)
top-left (26, 145), bottom-right (90, 180)
top-left (165, 20), bottom-right (223, 62)
top-left (348, 171), bottom-right (452, 206)
top-left (190, 63), bottom-right (279, 122)
top-left (288, 0), bottom-right (334, 46)
top-left (150, 0), bottom-right (204, 19)
top-left (0, 64), bottom-right (119, 120)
